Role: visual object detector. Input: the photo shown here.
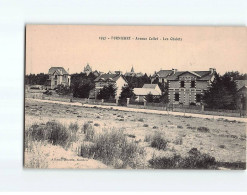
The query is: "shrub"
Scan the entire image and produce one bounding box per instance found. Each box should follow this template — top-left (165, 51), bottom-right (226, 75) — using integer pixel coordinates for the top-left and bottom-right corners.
top-left (143, 124), bottom-right (149, 127)
top-left (79, 129), bottom-right (145, 168)
top-left (197, 126), bottom-right (210, 133)
top-left (149, 148), bottom-right (216, 169)
top-left (173, 137), bottom-right (183, 145)
top-left (94, 123), bottom-right (100, 127)
top-left (82, 123), bottom-right (95, 141)
top-left (28, 121), bottom-right (69, 147)
top-left (69, 122), bottom-right (79, 132)
top-left (150, 133), bottom-right (168, 150)
top-left (138, 118), bottom-right (144, 122)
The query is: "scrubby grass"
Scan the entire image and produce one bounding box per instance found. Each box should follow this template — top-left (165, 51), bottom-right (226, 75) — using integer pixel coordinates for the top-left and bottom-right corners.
top-left (197, 126), bottom-right (210, 133)
top-left (27, 121), bottom-right (69, 147)
top-left (150, 132), bottom-right (168, 150)
top-left (82, 122), bottom-right (95, 141)
top-left (79, 129), bottom-right (145, 169)
top-left (69, 122), bottom-right (79, 132)
top-left (149, 148), bottom-right (216, 169)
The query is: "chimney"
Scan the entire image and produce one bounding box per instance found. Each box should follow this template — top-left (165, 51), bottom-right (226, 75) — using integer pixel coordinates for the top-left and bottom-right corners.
top-left (172, 68), bottom-right (177, 74)
top-left (209, 68), bottom-right (215, 74)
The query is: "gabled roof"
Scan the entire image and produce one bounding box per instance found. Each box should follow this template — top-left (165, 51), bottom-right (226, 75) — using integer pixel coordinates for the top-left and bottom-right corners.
top-left (48, 67), bottom-right (69, 75)
top-left (167, 71), bottom-right (214, 81)
top-left (235, 80), bottom-right (247, 90)
top-left (94, 74), bottom-right (128, 83)
top-left (152, 70), bottom-right (173, 78)
top-left (142, 84), bottom-right (158, 89)
top-left (134, 88), bottom-right (161, 96)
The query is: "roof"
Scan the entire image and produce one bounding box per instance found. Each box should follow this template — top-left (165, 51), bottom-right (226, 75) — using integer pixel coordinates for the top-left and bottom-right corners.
top-left (142, 84), bottom-right (158, 89)
top-left (167, 71), bottom-right (213, 81)
top-left (134, 88), bottom-right (161, 96)
top-left (94, 74), bottom-right (128, 83)
top-left (152, 70), bottom-right (173, 78)
top-left (48, 67), bottom-right (69, 75)
top-left (235, 80), bottom-right (247, 90)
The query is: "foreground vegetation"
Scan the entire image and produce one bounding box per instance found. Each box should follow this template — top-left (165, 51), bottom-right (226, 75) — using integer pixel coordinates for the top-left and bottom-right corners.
top-left (25, 99), bottom-right (246, 169)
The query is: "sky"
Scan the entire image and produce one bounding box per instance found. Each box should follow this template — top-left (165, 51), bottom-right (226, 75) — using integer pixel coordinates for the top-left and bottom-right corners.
top-left (26, 25), bottom-right (247, 75)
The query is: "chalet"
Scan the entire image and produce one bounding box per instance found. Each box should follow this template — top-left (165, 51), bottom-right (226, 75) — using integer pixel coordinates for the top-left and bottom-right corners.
top-left (151, 69), bottom-right (174, 84)
top-left (47, 67), bottom-right (71, 89)
top-left (167, 68), bottom-right (216, 106)
top-left (94, 73), bottom-right (128, 99)
top-left (134, 84), bottom-right (162, 102)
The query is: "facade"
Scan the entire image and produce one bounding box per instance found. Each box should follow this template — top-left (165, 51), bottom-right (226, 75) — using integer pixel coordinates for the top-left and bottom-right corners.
top-left (167, 68), bottom-right (216, 106)
top-left (48, 67), bottom-right (71, 89)
top-left (134, 84), bottom-right (162, 102)
top-left (151, 69), bottom-right (174, 84)
top-left (94, 73), bottom-right (128, 99)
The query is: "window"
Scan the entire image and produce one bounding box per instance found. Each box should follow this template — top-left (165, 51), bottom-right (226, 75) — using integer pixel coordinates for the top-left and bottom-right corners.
top-left (175, 93), bottom-right (179, 101)
top-left (196, 94), bottom-right (201, 103)
top-left (180, 81), bottom-right (184, 88)
top-left (54, 81), bottom-right (57, 86)
top-left (162, 78), bottom-right (164, 83)
top-left (191, 81), bottom-right (195, 88)
top-left (55, 75), bottom-right (57, 79)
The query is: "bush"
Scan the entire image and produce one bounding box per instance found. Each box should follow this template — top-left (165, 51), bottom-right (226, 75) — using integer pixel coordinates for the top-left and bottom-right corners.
top-left (28, 121), bottom-right (69, 147)
top-left (149, 148), bottom-right (216, 169)
top-left (143, 124), bottom-right (149, 127)
top-left (150, 133), bottom-right (168, 150)
top-left (79, 129), bottom-right (145, 168)
top-left (197, 126), bottom-right (210, 133)
top-left (69, 122), bottom-right (79, 132)
top-left (82, 123), bottom-right (95, 141)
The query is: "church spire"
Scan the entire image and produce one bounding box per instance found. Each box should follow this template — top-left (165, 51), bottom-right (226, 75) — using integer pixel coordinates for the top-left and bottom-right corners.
top-left (131, 65), bottom-right (134, 73)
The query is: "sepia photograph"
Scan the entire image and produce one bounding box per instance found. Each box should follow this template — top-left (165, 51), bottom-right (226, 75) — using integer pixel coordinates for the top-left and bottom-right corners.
top-left (24, 25), bottom-right (247, 170)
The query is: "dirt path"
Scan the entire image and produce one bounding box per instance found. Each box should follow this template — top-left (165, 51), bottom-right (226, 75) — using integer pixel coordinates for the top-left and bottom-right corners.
top-left (26, 98), bottom-right (247, 123)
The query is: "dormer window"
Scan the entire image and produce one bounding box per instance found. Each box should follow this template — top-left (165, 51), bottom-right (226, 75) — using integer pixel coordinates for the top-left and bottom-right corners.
top-left (180, 81), bottom-right (184, 88)
top-left (191, 81), bottom-right (195, 88)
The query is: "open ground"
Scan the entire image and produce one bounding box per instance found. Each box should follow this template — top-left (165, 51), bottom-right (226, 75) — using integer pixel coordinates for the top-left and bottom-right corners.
top-left (24, 98), bottom-right (246, 169)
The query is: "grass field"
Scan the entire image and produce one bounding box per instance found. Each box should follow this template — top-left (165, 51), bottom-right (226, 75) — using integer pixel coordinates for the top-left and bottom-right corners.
top-left (24, 98), bottom-right (246, 169)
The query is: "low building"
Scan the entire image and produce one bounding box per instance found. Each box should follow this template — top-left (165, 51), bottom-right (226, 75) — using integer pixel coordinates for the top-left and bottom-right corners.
top-left (167, 68), bottom-right (216, 106)
top-left (94, 73), bottom-right (128, 99)
top-left (47, 67), bottom-right (71, 89)
top-left (235, 80), bottom-right (247, 90)
top-left (134, 84), bottom-right (162, 102)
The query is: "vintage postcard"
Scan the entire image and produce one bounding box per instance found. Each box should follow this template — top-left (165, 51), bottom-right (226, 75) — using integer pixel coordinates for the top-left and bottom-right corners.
top-left (24, 25), bottom-right (247, 169)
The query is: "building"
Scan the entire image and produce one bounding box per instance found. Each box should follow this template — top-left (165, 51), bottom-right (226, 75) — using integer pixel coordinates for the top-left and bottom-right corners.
top-left (94, 73), bottom-right (128, 99)
top-left (235, 80), bottom-right (247, 90)
top-left (47, 67), bottom-right (71, 89)
top-left (84, 63), bottom-right (92, 76)
top-left (124, 66), bottom-right (143, 77)
top-left (151, 69), bottom-right (174, 84)
top-left (167, 68), bottom-right (216, 106)
top-left (134, 84), bottom-right (162, 102)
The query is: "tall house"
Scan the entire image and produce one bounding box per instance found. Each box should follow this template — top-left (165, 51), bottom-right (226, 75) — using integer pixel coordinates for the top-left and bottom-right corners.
top-left (167, 68), bottom-right (216, 106)
top-left (94, 74), bottom-right (128, 99)
top-left (48, 67), bottom-right (71, 89)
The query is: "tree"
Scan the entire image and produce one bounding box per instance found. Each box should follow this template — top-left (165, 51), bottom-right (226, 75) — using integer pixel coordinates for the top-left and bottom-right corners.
top-left (145, 93), bottom-right (154, 103)
top-left (55, 84), bottom-right (71, 95)
top-left (223, 71), bottom-right (247, 80)
top-left (119, 85), bottom-right (136, 105)
top-left (203, 73), bottom-right (238, 110)
top-left (97, 84), bottom-right (117, 100)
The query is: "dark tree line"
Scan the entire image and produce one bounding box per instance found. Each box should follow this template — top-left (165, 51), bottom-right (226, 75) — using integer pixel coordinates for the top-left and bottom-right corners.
top-left (25, 73), bottom-right (49, 85)
top-left (70, 72), bottom-right (97, 98)
top-left (203, 73), bottom-right (239, 110)
top-left (125, 74), bottom-right (151, 88)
